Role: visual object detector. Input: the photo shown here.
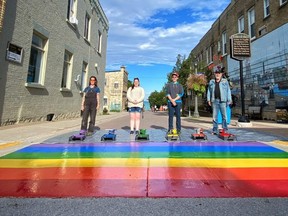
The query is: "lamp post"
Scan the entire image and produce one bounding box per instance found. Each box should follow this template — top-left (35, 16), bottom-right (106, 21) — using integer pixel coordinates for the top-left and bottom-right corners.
top-left (187, 89), bottom-right (191, 117)
top-left (193, 63), bottom-right (200, 118)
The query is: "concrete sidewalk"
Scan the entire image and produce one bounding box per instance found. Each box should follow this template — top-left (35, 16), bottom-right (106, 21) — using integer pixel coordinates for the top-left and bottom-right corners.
top-left (0, 111), bottom-right (128, 156)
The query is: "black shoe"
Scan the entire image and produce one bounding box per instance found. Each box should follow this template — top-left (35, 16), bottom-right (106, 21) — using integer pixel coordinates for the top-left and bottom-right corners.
top-left (130, 131), bottom-right (134, 134)
top-left (135, 130), bottom-right (139, 135)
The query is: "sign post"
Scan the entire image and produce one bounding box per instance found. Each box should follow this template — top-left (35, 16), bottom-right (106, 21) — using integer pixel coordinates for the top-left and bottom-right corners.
top-left (230, 33), bottom-right (251, 122)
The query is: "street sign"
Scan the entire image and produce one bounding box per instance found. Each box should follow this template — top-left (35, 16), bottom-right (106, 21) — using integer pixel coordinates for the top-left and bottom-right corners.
top-left (230, 33), bottom-right (251, 61)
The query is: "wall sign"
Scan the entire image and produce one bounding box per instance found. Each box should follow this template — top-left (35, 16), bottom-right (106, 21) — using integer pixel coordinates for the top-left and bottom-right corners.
top-left (6, 42), bottom-right (23, 63)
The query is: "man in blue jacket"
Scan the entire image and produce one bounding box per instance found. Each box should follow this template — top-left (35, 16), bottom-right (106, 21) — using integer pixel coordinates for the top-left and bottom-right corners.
top-left (207, 67), bottom-right (232, 134)
top-left (166, 72), bottom-right (184, 133)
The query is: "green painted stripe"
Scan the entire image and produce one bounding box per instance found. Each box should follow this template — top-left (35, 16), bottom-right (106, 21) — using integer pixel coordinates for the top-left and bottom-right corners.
top-left (2, 151), bottom-right (288, 159)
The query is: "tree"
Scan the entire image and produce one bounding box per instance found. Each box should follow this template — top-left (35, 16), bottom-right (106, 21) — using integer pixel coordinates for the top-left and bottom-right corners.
top-left (127, 80), bottom-right (133, 89)
top-left (148, 90), bottom-right (167, 108)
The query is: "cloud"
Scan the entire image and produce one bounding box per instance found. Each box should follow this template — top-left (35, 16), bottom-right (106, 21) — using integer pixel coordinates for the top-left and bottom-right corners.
top-left (101, 0), bottom-right (230, 69)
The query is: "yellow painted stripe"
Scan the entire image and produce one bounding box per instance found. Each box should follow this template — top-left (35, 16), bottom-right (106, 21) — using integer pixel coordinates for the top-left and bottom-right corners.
top-left (272, 140), bottom-right (288, 146)
top-left (0, 141), bottom-right (23, 150)
top-left (1, 158), bottom-right (288, 168)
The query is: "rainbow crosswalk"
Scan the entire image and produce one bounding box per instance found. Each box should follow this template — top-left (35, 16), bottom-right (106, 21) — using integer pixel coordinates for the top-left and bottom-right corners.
top-left (0, 141), bottom-right (288, 197)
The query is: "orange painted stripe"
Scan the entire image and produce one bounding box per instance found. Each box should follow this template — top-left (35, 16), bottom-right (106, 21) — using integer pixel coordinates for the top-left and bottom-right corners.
top-left (1, 167), bottom-right (288, 180)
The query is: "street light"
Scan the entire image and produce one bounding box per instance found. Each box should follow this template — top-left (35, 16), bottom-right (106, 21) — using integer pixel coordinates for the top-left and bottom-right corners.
top-left (193, 63), bottom-right (200, 118)
top-left (187, 89), bottom-right (191, 117)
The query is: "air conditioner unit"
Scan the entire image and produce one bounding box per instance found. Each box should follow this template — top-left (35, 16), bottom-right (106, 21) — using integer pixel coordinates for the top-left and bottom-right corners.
top-left (69, 16), bottom-right (78, 25)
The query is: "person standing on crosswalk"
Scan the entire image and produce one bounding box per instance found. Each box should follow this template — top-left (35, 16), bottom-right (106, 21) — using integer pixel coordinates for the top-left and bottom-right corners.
top-left (166, 72), bottom-right (184, 133)
top-left (80, 76), bottom-right (100, 136)
top-left (127, 78), bottom-right (145, 135)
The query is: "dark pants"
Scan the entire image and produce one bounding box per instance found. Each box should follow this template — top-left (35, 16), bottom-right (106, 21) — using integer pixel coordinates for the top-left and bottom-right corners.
top-left (168, 102), bottom-right (181, 131)
top-left (81, 100), bottom-right (97, 132)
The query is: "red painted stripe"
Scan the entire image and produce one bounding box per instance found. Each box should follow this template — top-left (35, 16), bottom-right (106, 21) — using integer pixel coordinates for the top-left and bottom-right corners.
top-left (148, 179), bottom-right (288, 197)
top-left (1, 167), bottom-right (288, 180)
top-left (1, 179), bottom-right (288, 198)
top-left (150, 167), bottom-right (288, 180)
top-left (0, 179), bottom-right (147, 197)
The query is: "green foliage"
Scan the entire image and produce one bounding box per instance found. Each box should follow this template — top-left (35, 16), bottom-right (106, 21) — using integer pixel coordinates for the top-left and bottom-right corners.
top-left (148, 90), bottom-right (167, 107)
top-left (103, 107), bottom-right (109, 115)
top-left (110, 109), bottom-right (120, 112)
top-left (186, 74), bottom-right (207, 96)
top-left (127, 80), bottom-right (133, 89)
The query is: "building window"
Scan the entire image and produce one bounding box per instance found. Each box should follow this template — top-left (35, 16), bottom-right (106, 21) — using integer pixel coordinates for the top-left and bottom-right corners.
top-left (97, 31), bottom-right (102, 53)
top-left (248, 7), bottom-right (256, 39)
top-left (264, 0), bottom-right (270, 17)
top-left (217, 41), bottom-right (221, 53)
top-left (103, 97), bottom-right (107, 106)
top-left (84, 13), bottom-right (90, 40)
top-left (67, 0), bottom-right (77, 19)
top-left (206, 48), bottom-right (209, 64)
top-left (209, 46), bottom-right (213, 63)
top-left (114, 82), bottom-right (119, 89)
top-left (280, 0), bottom-right (287, 6)
top-left (81, 62), bottom-right (88, 91)
top-left (238, 16), bottom-right (244, 33)
top-left (222, 31), bottom-right (227, 54)
top-left (27, 32), bottom-right (47, 84)
top-left (61, 50), bottom-right (72, 88)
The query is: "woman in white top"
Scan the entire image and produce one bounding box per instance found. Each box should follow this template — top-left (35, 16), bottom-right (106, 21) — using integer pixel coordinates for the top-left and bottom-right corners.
top-left (127, 78), bottom-right (145, 134)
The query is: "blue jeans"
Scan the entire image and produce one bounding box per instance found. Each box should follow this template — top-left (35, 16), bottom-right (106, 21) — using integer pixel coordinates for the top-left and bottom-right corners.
top-left (168, 102), bottom-right (181, 131)
top-left (128, 107), bottom-right (142, 113)
top-left (212, 99), bottom-right (228, 132)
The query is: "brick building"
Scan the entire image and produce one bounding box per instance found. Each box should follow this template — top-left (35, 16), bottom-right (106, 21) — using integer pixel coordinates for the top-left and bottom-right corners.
top-left (190, 0), bottom-right (288, 120)
top-left (0, 0), bottom-right (109, 125)
top-left (104, 66), bottom-right (129, 112)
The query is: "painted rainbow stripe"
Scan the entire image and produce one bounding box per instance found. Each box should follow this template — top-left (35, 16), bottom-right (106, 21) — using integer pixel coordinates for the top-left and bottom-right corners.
top-left (0, 141), bottom-right (288, 198)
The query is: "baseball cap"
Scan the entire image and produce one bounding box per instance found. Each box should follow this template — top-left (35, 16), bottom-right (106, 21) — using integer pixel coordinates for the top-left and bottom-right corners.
top-left (214, 66), bottom-right (223, 73)
top-left (171, 72), bottom-right (179, 77)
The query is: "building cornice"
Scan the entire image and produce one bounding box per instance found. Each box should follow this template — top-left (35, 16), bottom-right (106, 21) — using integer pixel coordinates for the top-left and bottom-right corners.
top-left (89, 0), bottom-right (109, 32)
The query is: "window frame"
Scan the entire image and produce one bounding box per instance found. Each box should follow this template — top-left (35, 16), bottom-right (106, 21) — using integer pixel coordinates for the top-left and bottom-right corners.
top-left (97, 30), bottom-right (102, 54)
top-left (81, 62), bottom-right (88, 91)
top-left (280, 0), bottom-right (287, 6)
top-left (114, 82), bottom-right (119, 89)
top-left (222, 31), bottom-right (227, 55)
top-left (264, 0), bottom-right (270, 18)
top-left (248, 7), bottom-right (256, 39)
top-left (238, 16), bottom-right (245, 33)
top-left (61, 50), bottom-right (73, 90)
top-left (67, 0), bottom-right (77, 19)
top-left (26, 31), bottom-right (48, 86)
top-left (84, 13), bottom-right (91, 40)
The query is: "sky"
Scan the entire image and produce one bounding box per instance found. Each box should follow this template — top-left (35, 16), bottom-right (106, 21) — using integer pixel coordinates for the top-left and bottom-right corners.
top-left (100, 0), bottom-right (230, 100)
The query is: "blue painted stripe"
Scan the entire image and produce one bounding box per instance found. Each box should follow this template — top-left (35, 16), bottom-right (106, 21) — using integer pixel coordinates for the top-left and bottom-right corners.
top-left (17, 145), bottom-right (285, 153)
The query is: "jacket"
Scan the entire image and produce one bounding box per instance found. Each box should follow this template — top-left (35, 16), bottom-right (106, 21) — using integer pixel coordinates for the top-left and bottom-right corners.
top-left (207, 78), bottom-right (232, 103)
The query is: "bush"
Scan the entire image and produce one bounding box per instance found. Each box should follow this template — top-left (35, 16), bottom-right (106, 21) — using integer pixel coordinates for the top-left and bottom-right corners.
top-left (103, 107), bottom-right (109, 115)
top-left (110, 109), bottom-right (120, 112)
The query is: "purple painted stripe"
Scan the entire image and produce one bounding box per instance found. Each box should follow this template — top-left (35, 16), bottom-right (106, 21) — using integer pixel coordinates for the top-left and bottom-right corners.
top-left (35, 141), bottom-right (268, 147)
